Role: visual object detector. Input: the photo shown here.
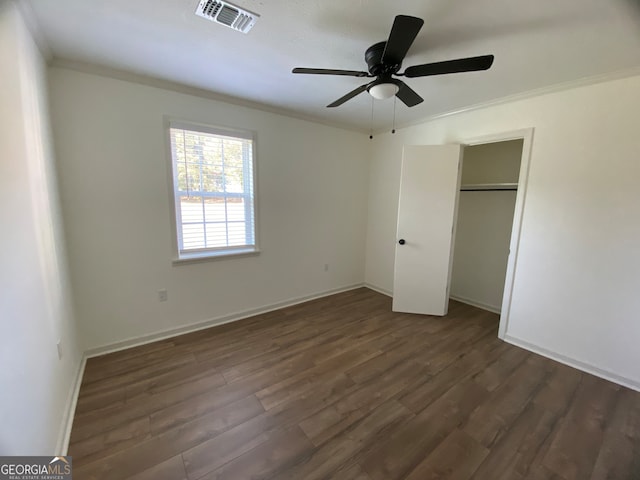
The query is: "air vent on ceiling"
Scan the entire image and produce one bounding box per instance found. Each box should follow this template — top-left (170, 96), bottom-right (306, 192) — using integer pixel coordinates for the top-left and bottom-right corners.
top-left (195, 0), bottom-right (259, 34)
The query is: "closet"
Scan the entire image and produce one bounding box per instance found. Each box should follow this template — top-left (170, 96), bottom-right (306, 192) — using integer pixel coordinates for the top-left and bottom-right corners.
top-left (449, 140), bottom-right (524, 313)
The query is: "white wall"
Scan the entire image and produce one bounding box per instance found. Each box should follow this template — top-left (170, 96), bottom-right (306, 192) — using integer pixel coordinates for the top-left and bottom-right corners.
top-left (460, 140), bottom-right (523, 185)
top-left (0, 2), bottom-right (81, 454)
top-left (365, 74), bottom-right (640, 389)
top-left (450, 141), bottom-right (522, 312)
top-left (451, 190), bottom-right (517, 312)
top-left (48, 68), bottom-right (369, 351)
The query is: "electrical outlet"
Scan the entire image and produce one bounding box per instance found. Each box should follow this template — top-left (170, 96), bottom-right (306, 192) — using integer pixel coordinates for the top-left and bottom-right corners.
top-left (56, 340), bottom-right (63, 360)
top-left (324, 263), bottom-right (329, 272)
top-left (158, 289), bottom-right (168, 302)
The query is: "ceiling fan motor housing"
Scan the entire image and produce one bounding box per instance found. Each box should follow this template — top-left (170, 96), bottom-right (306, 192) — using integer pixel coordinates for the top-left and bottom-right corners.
top-left (365, 41), bottom-right (401, 76)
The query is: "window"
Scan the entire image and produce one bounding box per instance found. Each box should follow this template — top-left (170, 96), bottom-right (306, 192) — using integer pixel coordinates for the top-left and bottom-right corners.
top-left (167, 120), bottom-right (257, 261)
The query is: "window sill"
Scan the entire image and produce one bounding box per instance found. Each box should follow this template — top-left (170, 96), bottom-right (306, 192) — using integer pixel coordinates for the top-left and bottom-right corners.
top-left (172, 248), bottom-right (260, 266)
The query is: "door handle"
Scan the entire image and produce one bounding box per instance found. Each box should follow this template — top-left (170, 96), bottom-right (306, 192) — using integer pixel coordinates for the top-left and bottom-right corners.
top-left (398, 239), bottom-right (406, 245)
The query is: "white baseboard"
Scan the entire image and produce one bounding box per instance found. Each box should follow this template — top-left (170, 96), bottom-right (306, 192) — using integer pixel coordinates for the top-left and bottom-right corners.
top-left (363, 283), bottom-right (392, 297)
top-left (504, 334), bottom-right (640, 393)
top-left (449, 294), bottom-right (501, 314)
top-left (56, 355), bottom-right (86, 454)
top-left (85, 283), bottom-right (365, 358)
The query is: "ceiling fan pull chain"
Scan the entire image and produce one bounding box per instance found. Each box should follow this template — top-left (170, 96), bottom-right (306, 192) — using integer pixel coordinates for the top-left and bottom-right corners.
top-left (392, 96), bottom-right (397, 134)
top-left (369, 96), bottom-right (374, 139)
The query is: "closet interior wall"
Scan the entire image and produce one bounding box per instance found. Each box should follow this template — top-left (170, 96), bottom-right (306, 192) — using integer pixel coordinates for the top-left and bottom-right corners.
top-left (450, 140), bottom-right (523, 313)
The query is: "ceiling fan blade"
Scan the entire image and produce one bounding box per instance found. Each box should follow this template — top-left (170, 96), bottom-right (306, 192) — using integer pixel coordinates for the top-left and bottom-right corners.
top-left (395, 81), bottom-right (424, 107)
top-left (404, 55), bottom-right (495, 78)
top-left (382, 15), bottom-right (425, 65)
top-left (327, 84), bottom-right (370, 108)
top-left (292, 67), bottom-right (369, 77)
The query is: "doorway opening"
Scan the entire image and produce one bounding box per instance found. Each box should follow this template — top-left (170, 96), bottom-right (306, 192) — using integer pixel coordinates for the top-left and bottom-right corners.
top-left (391, 129), bottom-right (532, 338)
top-left (452, 129), bottom-right (533, 338)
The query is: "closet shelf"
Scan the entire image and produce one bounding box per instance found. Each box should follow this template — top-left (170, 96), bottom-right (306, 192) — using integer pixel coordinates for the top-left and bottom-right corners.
top-left (460, 182), bottom-right (518, 192)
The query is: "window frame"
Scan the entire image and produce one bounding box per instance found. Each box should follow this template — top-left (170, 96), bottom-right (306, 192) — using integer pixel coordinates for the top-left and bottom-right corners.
top-left (164, 117), bottom-right (260, 264)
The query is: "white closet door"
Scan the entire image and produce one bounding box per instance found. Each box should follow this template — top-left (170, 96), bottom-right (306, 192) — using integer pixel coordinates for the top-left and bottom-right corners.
top-left (393, 145), bottom-right (462, 316)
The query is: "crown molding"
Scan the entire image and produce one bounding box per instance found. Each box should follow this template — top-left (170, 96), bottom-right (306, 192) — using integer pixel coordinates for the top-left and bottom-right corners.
top-left (383, 65), bottom-right (640, 135)
top-left (49, 57), bottom-right (640, 139)
top-left (49, 58), bottom-right (369, 135)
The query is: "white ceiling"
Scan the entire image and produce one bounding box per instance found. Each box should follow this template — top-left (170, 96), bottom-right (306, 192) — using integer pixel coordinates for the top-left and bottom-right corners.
top-left (25, 0), bottom-right (640, 131)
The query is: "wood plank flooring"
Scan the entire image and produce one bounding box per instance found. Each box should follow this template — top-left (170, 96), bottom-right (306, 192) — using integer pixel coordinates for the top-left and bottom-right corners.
top-left (68, 288), bottom-right (640, 479)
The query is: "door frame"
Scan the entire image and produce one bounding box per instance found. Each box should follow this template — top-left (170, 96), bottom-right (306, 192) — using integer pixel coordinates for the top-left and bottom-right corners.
top-left (460, 128), bottom-right (534, 339)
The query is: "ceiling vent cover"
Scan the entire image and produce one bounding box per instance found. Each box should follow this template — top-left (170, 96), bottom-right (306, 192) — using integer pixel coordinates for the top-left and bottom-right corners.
top-left (195, 0), bottom-right (259, 33)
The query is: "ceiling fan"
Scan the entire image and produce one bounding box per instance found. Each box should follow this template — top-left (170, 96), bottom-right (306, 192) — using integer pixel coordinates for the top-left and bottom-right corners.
top-left (292, 15), bottom-right (495, 108)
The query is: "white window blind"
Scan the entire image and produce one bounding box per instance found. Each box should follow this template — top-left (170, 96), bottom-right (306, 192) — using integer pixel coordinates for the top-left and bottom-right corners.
top-left (168, 121), bottom-right (257, 259)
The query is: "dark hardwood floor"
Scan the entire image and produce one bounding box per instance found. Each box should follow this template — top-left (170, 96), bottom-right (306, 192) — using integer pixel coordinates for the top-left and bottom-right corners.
top-left (68, 288), bottom-right (640, 479)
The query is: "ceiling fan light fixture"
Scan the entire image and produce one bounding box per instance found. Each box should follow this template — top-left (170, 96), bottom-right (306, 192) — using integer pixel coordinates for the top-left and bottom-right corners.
top-left (368, 82), bottom-right (399, 100)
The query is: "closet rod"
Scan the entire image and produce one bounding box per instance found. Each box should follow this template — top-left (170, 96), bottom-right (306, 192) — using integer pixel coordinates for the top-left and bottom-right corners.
top-left (460, 182), bottom-right (518, 192)
top-left (460, 188), bottom-right (518, 192)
